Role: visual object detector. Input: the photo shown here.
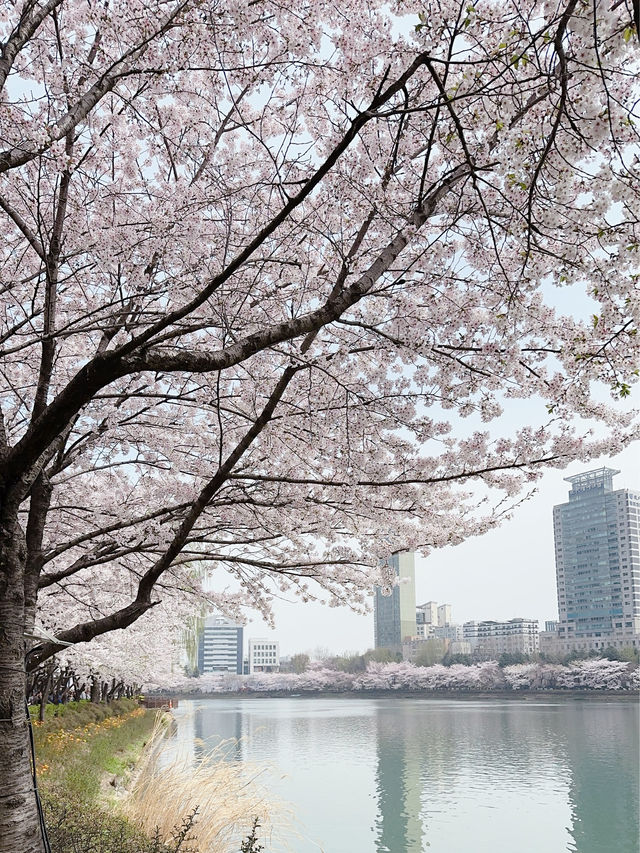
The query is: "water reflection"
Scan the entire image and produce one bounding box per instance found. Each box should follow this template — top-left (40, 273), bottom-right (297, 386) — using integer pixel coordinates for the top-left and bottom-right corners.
top-left (194, 705), bottom-right (243, 761)
top-left (374, 701), bottom-right (575, 852)
top-left (562, 703), bottom-right (640, 853)
top-left (166, 698), bottom-right (639, 853)
top-left (374, 708), bottom-right (424, 852)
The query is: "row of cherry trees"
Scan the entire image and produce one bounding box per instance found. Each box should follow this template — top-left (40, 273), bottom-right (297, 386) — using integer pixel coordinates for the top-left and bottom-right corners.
top-left (148, 658), bottom-right (639, 693)
top-left (27, 658), bottom-right (140, 720)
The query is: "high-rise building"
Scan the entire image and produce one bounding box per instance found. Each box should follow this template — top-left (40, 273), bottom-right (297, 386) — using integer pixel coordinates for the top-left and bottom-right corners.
top-left (552, 467), bottom-right (640, 653)
top-left (374, 551), bottom-right (417, 651)
top-left (197, 615), bottom-right (244, 674)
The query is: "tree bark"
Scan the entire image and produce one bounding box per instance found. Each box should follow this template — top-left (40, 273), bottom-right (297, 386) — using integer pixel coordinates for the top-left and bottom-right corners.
top-left (38, 668), bottom-right (53, 724)
top-left (90, 677), bottom-right (100, 703)
top-left (0, 527), bottom-right (45, 853)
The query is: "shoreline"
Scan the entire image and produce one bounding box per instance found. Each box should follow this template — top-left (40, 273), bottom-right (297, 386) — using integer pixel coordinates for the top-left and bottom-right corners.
top-left (147, 688), bottom-right (639, 702)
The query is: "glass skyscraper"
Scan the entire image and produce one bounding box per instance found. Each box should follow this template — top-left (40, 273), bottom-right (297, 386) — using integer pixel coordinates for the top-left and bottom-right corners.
top-left (374, 551), bottom-right (417, 651)
top-left (553, 468), bottom-right (640, 652)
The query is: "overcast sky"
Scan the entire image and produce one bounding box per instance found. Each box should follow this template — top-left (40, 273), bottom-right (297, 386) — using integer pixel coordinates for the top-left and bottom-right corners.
top-left (242, 444), bottom-right (640, 658)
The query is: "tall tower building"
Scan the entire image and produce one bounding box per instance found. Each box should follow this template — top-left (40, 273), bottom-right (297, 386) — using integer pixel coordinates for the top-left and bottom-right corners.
top-left (374, 551), bottom-right (417, 652)
top-left (553, 468), bottom-right (640, 653)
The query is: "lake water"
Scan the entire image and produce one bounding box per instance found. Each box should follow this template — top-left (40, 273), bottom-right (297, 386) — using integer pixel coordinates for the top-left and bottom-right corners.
top-left (164, 696), bottom-right (639, 853)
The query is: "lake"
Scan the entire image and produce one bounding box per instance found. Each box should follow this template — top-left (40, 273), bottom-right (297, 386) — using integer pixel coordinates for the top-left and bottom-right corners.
top-left (163, 696), bottom-right (639, 852)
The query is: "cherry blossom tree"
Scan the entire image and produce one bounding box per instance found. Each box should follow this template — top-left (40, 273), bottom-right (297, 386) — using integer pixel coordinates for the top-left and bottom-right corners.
top-left (0, 0), bottom-right (639, 847)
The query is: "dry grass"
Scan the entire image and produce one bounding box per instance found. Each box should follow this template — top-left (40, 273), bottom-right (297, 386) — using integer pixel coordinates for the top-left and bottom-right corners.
top-left (124, 716), bottom-right (296, 852)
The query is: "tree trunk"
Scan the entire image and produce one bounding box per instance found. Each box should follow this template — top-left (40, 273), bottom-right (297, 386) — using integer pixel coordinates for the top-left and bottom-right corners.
top-left (61, 674), bottom-right (71, 704)
top-left (0, 533), bottom-right (45, 853)
top-left (38, 668), bottom-right (53, 724)
top-left (90, 677), bottom-right (100, 703)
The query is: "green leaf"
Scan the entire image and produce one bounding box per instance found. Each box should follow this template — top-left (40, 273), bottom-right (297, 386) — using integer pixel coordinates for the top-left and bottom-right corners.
top-left (623, 26), bottom-right (634, 43)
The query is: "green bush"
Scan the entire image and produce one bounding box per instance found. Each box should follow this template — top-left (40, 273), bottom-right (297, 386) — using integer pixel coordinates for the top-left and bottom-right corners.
top-left (42, 792), bottom-right (199, 853)
top-left (42, 791), bottom-right (161, 853)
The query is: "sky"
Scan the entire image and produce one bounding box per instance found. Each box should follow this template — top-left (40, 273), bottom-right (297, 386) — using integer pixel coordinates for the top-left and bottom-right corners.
top-left (243, 444), bottom-right (640, 658)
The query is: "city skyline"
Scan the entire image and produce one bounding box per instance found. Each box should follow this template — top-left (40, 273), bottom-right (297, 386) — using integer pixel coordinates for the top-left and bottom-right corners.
top-left (243, 447), bottom-right (640, 658)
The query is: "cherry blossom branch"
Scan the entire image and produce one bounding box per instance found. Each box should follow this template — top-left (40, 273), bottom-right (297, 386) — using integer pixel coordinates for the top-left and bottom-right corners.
top-left (228, 453), bottom-right (571, 489)
top-left (1, 161), bottom-right (471, 497)
top-left (108, 50), bottom-right (440, 358)
top-left (0, 0), bottom-right (64, 94)
top-left (0, 0), bottom-right (192, 173)
top-left (0, 195), bottom-right (45, 260)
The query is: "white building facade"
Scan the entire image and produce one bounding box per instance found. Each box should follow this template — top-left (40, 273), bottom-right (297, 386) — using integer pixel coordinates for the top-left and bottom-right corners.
top-left (248, 639), bottom-right (280, 674)
top-left (463, 619), bottom-right (539, 657)
top-left (437, 604), bottom-right (452, 627)
top-left (416, 601), bottom-right (454, 637)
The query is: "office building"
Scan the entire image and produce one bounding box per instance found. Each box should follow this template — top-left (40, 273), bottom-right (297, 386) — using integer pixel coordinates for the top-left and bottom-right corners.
top-left (374, 551), bottom-right (417, 652)
top-left (463, 618), bottom-right (539, 657)
top-left (416, 601), bottom-right (454, 637)
top-left (433, 623), bottom-right (462, 641)
top-left (551, 467), bottom-right (640, 653)
top-left (248, 639), bottom-right (280, 674)
top-left (197, 615), bottom-right (243, 674)
top-left (437, 604), bottom-right (452, 627)
top-left (416, 601), bottom-right (438, 632)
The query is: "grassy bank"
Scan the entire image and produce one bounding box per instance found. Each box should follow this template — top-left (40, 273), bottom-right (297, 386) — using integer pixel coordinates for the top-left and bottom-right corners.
top-left (30, 699), bottom-right (275, 852)
top-left (31, 699), bottom-right (179, 852)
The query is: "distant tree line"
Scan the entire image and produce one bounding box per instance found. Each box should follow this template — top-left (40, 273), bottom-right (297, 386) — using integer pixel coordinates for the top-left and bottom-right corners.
top-left (280, 645), bottom-right (640, 674)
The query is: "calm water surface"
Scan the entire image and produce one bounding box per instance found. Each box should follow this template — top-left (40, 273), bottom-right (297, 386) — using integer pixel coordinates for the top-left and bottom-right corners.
top-left (163, 697), bottom-right (639, 853)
